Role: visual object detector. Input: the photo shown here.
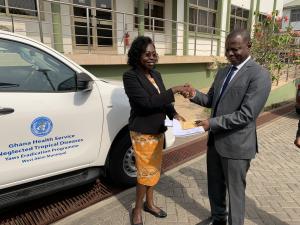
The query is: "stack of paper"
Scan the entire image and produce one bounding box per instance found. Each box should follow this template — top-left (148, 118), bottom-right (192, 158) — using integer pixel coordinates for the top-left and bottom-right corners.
top-left (165, 119), bottom-right (205, 137)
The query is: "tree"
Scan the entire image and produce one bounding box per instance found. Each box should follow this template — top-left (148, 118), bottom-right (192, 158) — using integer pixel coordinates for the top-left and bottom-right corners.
top-left (251, 11), bottom-right (296, 84)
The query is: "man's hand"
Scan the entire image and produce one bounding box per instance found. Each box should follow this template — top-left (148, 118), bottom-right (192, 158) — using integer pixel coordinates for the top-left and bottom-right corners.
top-left (174, 113), bottom-right (186, 122)
top-left (294, 137), bottom-right (300, 148)
top-left (172, 85), bottom-right (196, 98)
top-left (195, 119), bottom-right (210, 131)
top-left (181, 83), bottom-right (196, 98)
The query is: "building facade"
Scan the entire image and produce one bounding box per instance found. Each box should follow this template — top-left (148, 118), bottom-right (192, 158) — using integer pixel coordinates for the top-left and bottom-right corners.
top-left (0, 0), bottom-right (283, 59)
top-left (282, 0), bottom-right (300, 31)
top-left (0, 0), bottom-right (297, 109)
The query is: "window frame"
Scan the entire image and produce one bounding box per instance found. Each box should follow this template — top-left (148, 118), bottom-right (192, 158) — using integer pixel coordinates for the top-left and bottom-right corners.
top-left (291, 9), bottom-right (300, 22)
top-left (230, 5), bottom-right (249, 31)
top-left (258, 13), bottom-right (267, 23)
top-left (134, 0), bottom-right (165, 32)
top-left (0, 0), bottom-right (39, 18)
top-left (0, 38), bottom-right (78, 93)
top-left (188, 0), bottom-right (218, 34)
top-left (72, 0), bottom-right (115, 50)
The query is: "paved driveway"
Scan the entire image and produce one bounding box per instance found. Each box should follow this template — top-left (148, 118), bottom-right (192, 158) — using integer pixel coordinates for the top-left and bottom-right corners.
top-left (55, 112), bottom-right (300, 225)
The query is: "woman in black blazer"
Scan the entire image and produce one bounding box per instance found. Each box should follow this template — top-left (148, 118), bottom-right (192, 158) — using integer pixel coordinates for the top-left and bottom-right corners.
top-left (123, 36), bottom-right (187, 225)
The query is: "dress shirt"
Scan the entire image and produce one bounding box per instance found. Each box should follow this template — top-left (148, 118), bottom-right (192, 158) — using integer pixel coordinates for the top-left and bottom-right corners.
top-left (220, 56), bottom-right (251, 92)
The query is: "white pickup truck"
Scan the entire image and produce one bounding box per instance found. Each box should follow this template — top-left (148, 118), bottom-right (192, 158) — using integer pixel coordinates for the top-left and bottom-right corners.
top-left (0, 31), bottom-right (175, 208)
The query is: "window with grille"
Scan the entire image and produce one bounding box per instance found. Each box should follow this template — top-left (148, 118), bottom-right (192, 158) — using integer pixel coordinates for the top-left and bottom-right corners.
top-left (189, 0), bottom-right (218, 34)
top-left (258, 13), bottom-right (267, 23)
top-left (291, 9), bottom-right (300, 22)
top-left (134, 0), bottom-right (165, 32)
top-left (230, 5), bottom-right (249, 31)
top-left (0, 0), bottom-right (37, 17)
top-left (73, 0), bottom-right (113, 47)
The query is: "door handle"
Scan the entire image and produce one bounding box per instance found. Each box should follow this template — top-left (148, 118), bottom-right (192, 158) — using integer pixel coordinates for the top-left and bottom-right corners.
top-left (0, 107), bottom-right (14, 115)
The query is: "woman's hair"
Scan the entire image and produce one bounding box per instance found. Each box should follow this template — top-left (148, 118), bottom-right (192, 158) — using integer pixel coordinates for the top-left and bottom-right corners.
top-left (127, 36), bottom-right (156, 68)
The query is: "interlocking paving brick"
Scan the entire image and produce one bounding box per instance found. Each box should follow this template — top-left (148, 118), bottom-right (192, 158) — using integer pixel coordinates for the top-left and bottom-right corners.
top-left (55, 112), bottom-right (300, 225)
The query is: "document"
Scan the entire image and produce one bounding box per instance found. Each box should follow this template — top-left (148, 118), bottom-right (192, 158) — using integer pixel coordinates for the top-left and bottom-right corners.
top-left (180, 120), bottom-right (198, 129)
top-left (165, 119), bottom-right (205, 137)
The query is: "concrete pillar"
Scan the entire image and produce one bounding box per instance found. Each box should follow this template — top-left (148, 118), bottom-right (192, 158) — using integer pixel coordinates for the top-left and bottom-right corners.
top-left (226, 0), bottom-right (232, 33)
top-left (255, 0), bottom-right (260, 24)
top-left (172, 0), bottom-right (177, 55)
top-left (138, 0), bottom-right (144, 36)
top-left (273, 0), bottom-right (277, 13)
top-left (183, 0), bottom-right (189, 55)
top-left (272, 0), bottom-right (278, 30)
top-left (248, 0), bottom-right (256, 34)
top-left (51, 2), bottom-right (63, 52)
top-left (176, 0), bottom-right (184, 56)
top-left (216, 0), bottom-right (224, 56)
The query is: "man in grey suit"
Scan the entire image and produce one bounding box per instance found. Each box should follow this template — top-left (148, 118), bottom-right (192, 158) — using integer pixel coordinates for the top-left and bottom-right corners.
top-left (184, 29), bottom-right (271, 225)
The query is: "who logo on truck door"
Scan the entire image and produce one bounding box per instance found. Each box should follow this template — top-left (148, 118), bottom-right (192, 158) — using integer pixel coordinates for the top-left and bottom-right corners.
top-left (31, 117), bottom-right (53, 137)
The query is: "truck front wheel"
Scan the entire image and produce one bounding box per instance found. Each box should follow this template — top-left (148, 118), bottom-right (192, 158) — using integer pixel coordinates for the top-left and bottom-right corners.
top-left (108, 132), bottom-right (136, 186)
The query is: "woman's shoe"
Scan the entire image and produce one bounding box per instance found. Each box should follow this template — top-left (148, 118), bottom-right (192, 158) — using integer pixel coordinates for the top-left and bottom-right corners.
top-left (143, 202), bottom-right (167, 218)
top-left (131, 209), bottom-right (143, 225)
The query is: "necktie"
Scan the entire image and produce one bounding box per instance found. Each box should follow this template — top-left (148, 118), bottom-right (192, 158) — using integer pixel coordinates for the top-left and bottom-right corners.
top-left (213, 66), bottom-right (238, 117)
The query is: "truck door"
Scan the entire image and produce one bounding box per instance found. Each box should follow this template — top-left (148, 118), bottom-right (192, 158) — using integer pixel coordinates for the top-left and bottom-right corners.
top-left (0, 37), bottom-right (103, 189)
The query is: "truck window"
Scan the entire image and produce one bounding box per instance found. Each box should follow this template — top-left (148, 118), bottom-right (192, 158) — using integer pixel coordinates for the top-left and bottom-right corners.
top-left (0, 38), bottom-right (76, 92)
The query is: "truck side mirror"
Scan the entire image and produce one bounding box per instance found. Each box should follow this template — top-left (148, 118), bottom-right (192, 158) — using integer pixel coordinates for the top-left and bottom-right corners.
top-left (77, 72), bottom-right (93, 92)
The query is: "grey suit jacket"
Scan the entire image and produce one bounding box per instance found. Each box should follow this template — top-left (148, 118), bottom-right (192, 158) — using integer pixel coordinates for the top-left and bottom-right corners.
top-left (191, 59), bottom-right (271, 159)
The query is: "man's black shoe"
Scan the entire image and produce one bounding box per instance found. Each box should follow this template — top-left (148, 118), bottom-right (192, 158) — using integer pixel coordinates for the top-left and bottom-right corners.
top-left (205, 217), bottom-right (226, 225)
top-left (212, 219), bottom-right (226, 225)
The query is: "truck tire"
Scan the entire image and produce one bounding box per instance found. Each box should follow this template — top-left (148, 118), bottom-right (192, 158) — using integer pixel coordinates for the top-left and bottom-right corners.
top-left (108, 132), bottom-right (136, 186)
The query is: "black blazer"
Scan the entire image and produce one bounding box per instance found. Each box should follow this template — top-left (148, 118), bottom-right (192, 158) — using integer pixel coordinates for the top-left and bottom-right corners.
top-left (123, 68), bottom-right (176, 134)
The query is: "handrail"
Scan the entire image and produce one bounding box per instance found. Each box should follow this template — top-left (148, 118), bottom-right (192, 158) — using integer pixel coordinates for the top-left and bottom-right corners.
top-left (0, 0), bottom-right (252, 57)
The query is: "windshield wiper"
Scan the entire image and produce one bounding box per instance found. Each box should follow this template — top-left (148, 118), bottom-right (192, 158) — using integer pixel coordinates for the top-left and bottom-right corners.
top-left (0, 82), bottom-right (20, 88)
top-left (36, 69), bottom-right (55, 91)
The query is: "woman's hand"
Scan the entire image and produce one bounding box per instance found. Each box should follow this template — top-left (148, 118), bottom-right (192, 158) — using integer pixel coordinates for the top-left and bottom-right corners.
top-left (171, 85), bottom-right (196, 99)
top-left (182, 84), bottom-right (196, 99)
top-left (174, 113), bottom-right (186, 122)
